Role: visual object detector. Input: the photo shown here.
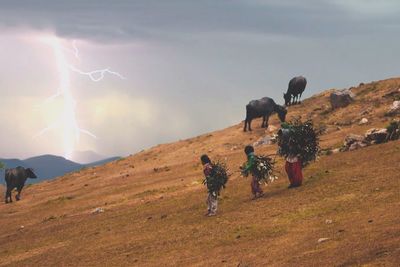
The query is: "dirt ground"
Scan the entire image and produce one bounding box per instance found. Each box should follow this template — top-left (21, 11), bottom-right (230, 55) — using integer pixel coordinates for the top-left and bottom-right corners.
top-left (0, 78), bottom-right (399, 266)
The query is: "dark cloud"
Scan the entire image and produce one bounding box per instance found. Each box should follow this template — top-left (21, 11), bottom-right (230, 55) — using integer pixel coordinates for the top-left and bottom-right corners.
top-left (1, 0), bottom-right (399, 43)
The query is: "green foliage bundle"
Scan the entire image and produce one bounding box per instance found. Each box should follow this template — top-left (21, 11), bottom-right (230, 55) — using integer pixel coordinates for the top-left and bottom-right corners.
top-left (241, 155), bottom-right (277, 184)
top-left (203, 161), bottom-right (229, 195)
top-left (277, 119), bottom-right (319, 166)
top-left (386, 121), bottom-right (400, 141)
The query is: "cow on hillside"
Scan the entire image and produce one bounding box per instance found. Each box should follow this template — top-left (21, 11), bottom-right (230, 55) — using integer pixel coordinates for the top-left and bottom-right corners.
top-left (4, 166), bottom-right (37, 203)
top-left (284, 76), bottom-right (307, 106)
top-left (244, 97), bottom-right (287, 132)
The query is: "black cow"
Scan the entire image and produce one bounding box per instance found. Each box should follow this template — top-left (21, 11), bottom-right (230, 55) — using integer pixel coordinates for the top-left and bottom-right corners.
top-left (284, 76), bottom-right (307, 106)
top-left (244, 97), bottom-right (287, 132)
top-left (4, 166), bottom-right (37, 203)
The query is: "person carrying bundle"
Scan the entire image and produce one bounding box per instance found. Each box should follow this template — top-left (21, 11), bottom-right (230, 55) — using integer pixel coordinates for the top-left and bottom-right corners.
top-left (285, 146), bottom-right (303, 188)
top-left (241, 145), bottom-right (277, 199)
top-left (277, 119), bottom-right (319, 189)
top-left (200, 154), bottom-right (229, 216)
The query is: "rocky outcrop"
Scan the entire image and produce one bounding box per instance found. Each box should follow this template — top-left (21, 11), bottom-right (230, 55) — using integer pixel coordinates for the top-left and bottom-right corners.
top-left (253, 134), bottom-right (278, 147)
top-left (386, 100), bottom-right (400, 116)
top-left (365, 128), bottom-right (387, 144)
top-left (342, 128), bottom-right (389, 151)
top-left (341, 134), bottom-right (368, 151)
top-left (330, 90), bottom-right (355, 109)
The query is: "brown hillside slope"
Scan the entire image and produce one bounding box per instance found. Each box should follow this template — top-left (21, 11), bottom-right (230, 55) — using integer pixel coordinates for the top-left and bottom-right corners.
top-left (0, 78), bottom-right (399, 266)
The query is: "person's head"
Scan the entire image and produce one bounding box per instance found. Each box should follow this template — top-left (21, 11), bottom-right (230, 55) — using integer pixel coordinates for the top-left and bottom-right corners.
top-left (200, 154), bottom-right (211, 165)
top-left (244, 145), bottom-right (254, 155)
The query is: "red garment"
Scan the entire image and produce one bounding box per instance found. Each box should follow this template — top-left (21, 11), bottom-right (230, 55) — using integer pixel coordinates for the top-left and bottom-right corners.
top-left (285, 160), bottom-right (303, 186)
top-left (251, 175), bottom-right (263, 195)
top-left (203, 163), bottom-right (213, 177)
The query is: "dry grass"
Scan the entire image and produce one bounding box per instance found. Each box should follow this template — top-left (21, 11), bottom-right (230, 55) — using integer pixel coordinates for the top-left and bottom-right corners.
top-left (0, 77), bottom-right (399, 266)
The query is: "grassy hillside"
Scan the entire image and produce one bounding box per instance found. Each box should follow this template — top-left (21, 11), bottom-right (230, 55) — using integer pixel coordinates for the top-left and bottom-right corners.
top-left (0, 78), bottom-right (399, 266)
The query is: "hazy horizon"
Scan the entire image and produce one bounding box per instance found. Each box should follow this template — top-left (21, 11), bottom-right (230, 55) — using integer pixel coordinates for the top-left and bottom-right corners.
top-left (1, 0), bottom-right (399, 159)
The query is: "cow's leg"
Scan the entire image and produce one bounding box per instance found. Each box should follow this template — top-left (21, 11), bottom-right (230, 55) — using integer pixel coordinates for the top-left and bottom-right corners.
top-left (248, 119), bottom-right (252, 131)
top-left (16, 185), bottom-right (24, 201)
top-left (298, 92), bottom-right (303, 104)
top-left (265, 116), bottom-right (270, 129)
top-left (6, 189), bottom-right (12, 203)
top-left (261, 116), bottom-right (266, 128)
top-left (244, 119), bottom-right (248, 132)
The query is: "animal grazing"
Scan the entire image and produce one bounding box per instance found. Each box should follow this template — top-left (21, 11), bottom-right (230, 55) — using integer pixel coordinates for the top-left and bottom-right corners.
top-left (4, 166), bottom-right (37, 203)
top-left (244, 97), bottom-right (287, 132)
top-left (284, 76), bottom-right (307, 106)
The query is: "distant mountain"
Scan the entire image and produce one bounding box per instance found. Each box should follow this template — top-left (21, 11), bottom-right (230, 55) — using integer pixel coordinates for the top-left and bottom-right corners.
top-left (0, 154), bottom-right (120, 184)
top-left (85, 157), bottom-right (121, 167)
top-left (70, 150), bottom-right (109, 164)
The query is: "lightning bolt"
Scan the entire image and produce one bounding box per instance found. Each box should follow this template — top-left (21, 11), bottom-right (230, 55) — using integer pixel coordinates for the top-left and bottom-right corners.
top-left (35, 36), bottom-right (125, 160)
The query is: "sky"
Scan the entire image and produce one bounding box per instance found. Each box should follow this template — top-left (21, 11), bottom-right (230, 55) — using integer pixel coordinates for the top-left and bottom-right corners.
top-left (0, 0), bottom-right (399, 161)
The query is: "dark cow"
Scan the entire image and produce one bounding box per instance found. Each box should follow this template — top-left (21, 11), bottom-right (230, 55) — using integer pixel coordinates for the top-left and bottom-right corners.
top-left (4, 166), bottom-right (37, 203)
top-left (244, 97), bottom-right (287, 132)
top-left (284, 76), bottom-right (307, 106)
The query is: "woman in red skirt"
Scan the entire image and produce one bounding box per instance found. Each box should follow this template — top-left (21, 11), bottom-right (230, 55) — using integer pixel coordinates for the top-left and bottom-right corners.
top-left (285, 154), bottom-right (303, 188)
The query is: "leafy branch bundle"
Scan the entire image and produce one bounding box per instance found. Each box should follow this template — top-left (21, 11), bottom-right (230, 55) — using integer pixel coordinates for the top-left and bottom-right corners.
top-left (386, 121), bottom-right (400, 141)
top-left (203, 161), bottom-right (229, 195)
top-left (277, 119), bottom-right (319, 166)
top-left (241, 155), bottom-right (277, 184)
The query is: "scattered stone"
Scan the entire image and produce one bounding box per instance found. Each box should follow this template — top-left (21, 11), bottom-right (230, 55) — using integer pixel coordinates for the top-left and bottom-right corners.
top-left (341, 134), bottom-right (367, 151)
top-left (368, 219), bottom-right (373, 223)
top-left (91, 207), bottom-right (104, 214)
top-left (330, 89), bottom-right (355, 109)
top-left (365, 128), bottom-right (388, 144)
top-left (359, 118), bottom-right (368, 125)
top-left (338, 229), bottom-right (345, 233)
top-left (236, 235), bottom-right (241, 239)
top-left (325, 219), bottom-right (333, 224)
top-left (332, 148), bottom-right (341, 154)
top-left (160, 214), bottom-right (168, 219)
top-left (386, 100), bottom-right (400, 116)
top-left (253, 134), bottom-right (277, 147)
top-left (19, 225), bottom-right (25, 230)
top-left (349, 141), bottom-right (368, 151)
top-left (318, 238), bottom-right (330, 243)
top-left (147, 216), bottom-right (152, 220)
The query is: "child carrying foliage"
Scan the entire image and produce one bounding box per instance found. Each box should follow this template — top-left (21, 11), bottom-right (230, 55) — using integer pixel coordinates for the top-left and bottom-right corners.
top-left (241, 145), bottom-right (276, 199)
top-left (277, 119), bottom-right (319, 188)
top-left (200, 154), bottom-right (229, 216)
